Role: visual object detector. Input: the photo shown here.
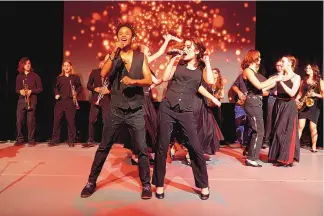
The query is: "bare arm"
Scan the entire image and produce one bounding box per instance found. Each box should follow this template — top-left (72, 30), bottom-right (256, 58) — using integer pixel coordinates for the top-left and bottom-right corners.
top-left (217, 88), bottom-right (225, 99)
top-left (147, 34), bottom-right (182, 63)
top-left (202, 56), bottom-right (214, 84)
top-left (295, 80), bottom-right (304, 101)
top-left (309, 79), bottom-right (324, 98)
top-left (101, 41), bottom-right (123, 78)
top-left (243, 68), bottom-right (279, 90)
top-left (162, 55), bottom-right (180, 81)
top-left (279, 75), bottom-right (301, 97)
top-left (198, 86), bottom-right (221, 107)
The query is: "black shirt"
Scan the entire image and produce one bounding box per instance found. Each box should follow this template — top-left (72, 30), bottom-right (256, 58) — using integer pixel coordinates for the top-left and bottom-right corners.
top-left (109, 50), bottom-right (145, 110)
top-left (165, 64), bottom-right (202, 110)
top-left (87, 68), bottom-right (110, 105)
top-left (15, 72), bottom-right (43, 102)
top-left (244, 72), bottom-right (266, 96)
top-left (54, 74), bottom-right (82, 99)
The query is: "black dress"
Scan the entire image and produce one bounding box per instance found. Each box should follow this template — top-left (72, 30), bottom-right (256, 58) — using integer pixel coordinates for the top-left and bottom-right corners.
top-left (268, 79), bottom-right (300, 164)
top-left (298, 82), bottom-right (321, 124)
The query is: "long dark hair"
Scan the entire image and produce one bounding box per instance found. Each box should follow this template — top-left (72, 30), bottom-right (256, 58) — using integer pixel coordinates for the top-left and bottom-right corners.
top-left (17, 57), bottom-right (33, 73)
top-left (305, 64), bottom-right (322, 89)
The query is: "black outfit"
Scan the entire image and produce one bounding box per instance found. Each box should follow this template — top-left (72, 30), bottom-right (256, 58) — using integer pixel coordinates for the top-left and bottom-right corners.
top-left (268, 79), bottom-right (300, 164)
top-left (87, 51), bottom-right (151, 187)
top-left (153, 64), bottom-right (209, 189)
top-left (243, 72), bottom-right (266, 162)
top-left (50, 75), bottom-right (82, 144)
top-left (263, 73), bottom-right (279, 147)
top-left (298, 82), bottom-right (321, 123)
top-left (87, 68), bottom-right (110, 144)
top-left (15, 72), bottom-right (43, 144)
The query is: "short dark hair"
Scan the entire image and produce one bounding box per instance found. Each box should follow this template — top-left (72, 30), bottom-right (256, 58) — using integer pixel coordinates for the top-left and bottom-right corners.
top-left (116, 22), bottom-right (137, 38)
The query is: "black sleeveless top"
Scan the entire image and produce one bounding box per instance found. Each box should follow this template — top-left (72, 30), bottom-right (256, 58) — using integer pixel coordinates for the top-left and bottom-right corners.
top-left (243, 69), bottom-right (265, 96)
top-left (109, 50), bottom-right (145, 109)
top-left (165, 64), bottom-right (202, 110)
top-left (277, 79), bottom-right (294, 99)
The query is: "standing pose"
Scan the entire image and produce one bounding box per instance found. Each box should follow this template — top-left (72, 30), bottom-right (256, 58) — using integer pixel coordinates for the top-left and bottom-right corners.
top-left (296, 64), bottom-right (323, 153)
top-left (80, 23), bottom-right (153, 199)
top-left (210, 68), bottom-right (224, 128)
top-left (262, 60), bottom-right (284, 148)
top-left (268, 55), bottom-right (301, 166)
top-left (127, 34), bottom-right (182, 164)
top-left (15, 57), bottom-right (43, 146)
top-left (152, 38), bottom-right (215, 200)
top-left (242, 50), bottom-right (281, 167)
top-left (231, 73), bottom-right (250, 150)
top-left (48, 60), bottom-right (82, 147)
top-left (85, 56), bottom-right (111, 148)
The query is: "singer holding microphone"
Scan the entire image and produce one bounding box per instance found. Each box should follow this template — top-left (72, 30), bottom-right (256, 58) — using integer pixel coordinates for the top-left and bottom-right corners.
top-left (81, 23), bottom-right (153, 199)
top-left (152, 38), bottom-right (215, 200)
top-left (84, 56), bottom-right (111, 148)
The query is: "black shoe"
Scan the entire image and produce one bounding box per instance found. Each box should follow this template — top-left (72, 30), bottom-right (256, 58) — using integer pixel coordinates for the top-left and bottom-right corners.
top-left (28, 142), bottom-right (36, 147)
top-left (14, 141), bottom-right (24, 146)
top-left (80, 182), bottom-right (96, 198)
top-left (131, 158), bottom-right (138, 165)
top-left (242, 149), bottom-right (248, 156)
top-left (83, 142), bottom-right (96, 148)
top-left (155, 192), bottom-right (165, 199)
top-left (141, 185), bottom-right (152, 199)
top-left (48, 141), bottom-right (59, 147)
top-left (310, 149), bottom-right (318, 153)
top-left (261, 143), bottom-right (268, 149)
top-left (68, 142), bottom-right (75, 147)
top-left (200, 193), bottom-right (210, 200)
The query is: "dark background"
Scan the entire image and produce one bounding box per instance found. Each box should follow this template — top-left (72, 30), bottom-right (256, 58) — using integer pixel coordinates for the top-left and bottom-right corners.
top-left (0, 1), bottom-right (322, 147)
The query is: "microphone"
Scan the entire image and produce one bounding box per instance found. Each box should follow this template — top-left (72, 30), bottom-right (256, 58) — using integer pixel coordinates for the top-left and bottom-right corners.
top-left (166, 49), bottom-right (185, 56)
top-left (114, 47), bottom-right (122, 60)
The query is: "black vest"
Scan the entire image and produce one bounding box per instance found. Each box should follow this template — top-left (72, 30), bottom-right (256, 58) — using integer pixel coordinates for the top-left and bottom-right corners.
top-left (109, 50), bottom-right (144, 109)
top-left (165, 64), bottom-right (202, 110)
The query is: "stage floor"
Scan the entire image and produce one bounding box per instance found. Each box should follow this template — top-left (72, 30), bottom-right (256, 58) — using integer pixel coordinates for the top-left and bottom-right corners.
top-left (0, 142), bottom-right (322, 216)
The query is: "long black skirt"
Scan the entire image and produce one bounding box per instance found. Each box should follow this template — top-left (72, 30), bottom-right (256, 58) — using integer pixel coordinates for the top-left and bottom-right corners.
top-left (268, 98), bottom-right (300, 164)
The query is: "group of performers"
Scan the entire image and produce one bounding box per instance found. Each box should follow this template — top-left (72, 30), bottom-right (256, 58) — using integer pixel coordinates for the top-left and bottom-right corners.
top-left (14, 23), bottom-right (323, 200)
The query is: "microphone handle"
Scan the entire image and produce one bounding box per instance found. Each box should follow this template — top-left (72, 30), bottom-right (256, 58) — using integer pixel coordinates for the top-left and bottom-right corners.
top-left (114, 47), bottom-right (122, 60)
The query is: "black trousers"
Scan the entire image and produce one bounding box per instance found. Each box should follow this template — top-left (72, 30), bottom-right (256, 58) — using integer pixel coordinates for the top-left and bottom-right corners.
top-left (263, 96), bottom-right (276, 146)
top-left (51, 99), bottom-right (76, 143)
top-left (88, 106), bottom-right (150, 186)
top-left (88, 101), bottom-right (109, 143)
top-left (153, 101), bottom-right (209, 188)
top-left (244, 95), bottom-right (264, 161)
top-left (16, 99), bottom-right (37, 143)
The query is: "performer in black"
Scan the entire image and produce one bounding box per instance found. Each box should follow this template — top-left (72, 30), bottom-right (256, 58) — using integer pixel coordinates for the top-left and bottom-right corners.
top-left (80, 23), bottom-right (153, 199)
top-left (262, 60), bottom-right (284, 148)
top-left (268, 56), bottom-right (301, 166)
top-left (152, 38), bottom-right (215, 200)
top-left (242, 50), bottom-right (282, 167)
top-left (84, 56), bottom-right (111, 148)
top-left (296, 64), bottom-right (324, 153)
top-left (48, 60), bottom-right (82, 147)
top-left (15, 57), bottom-right (43, 146)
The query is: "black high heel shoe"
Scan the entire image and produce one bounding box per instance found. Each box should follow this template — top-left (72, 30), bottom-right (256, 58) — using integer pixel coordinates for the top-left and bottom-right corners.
top-left (155, 192), bottom-right (165, 199)
top-left (200, 188), bottom-right (210, 200)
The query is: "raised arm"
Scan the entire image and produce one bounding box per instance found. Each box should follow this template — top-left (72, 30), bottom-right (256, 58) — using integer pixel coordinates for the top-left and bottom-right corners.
top-left (279, 75), bottom-right (301, 97)
top-left (162, 55), bottom-right (180, 82)
top-left (101, 41), bottom-right (123, 78)
top-left (243, 68), bottom-right (279, 90)
top-left (147, 34), bottom-right (183, 63)
top-left (202, 56), bottom-right (214, 85)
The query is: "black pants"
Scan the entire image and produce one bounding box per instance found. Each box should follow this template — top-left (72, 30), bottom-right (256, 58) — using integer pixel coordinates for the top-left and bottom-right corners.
top-left (263, 96), bottom-right (276, 146)
top-left (88, 102), bottom-right (109, 143)
top-left (88, 106), bottom-right (150, 186)
top-left (16, 99), bottom-right (36, 143)
top-left (51, 99), bottom-right (76, 143)
top-left (153, 101), bottom-right (209, 188)
top-left (244, 95), bottom-right (264, 161)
